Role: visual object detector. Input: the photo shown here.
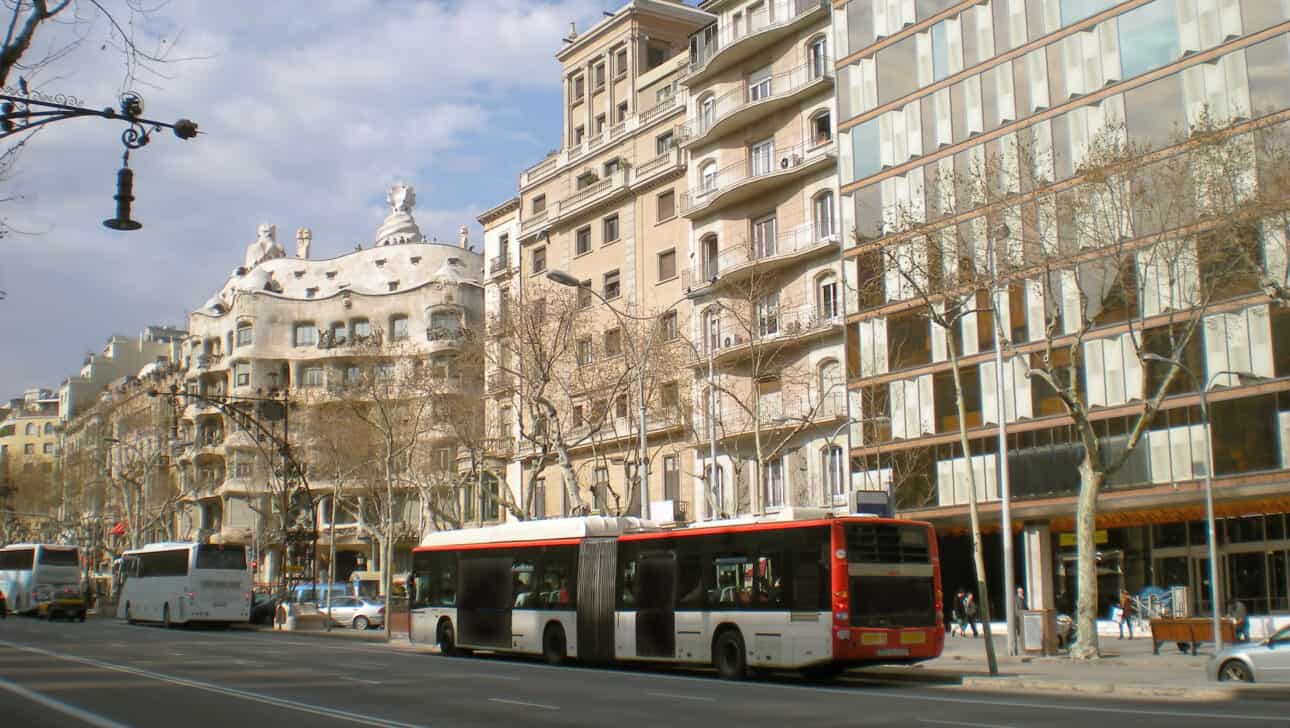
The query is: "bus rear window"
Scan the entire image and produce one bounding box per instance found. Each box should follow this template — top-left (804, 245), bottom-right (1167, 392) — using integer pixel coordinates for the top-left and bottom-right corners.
top-left (845, 524), bottom-right (930, 564)
top-left (0, 548), bottom-right (35, 570)
top-left (38, 549), bottom-right (79, 566)
top-left (195, 545), bottom-right (247, 571)
top-left (850, 576), bottom-right (937, 628)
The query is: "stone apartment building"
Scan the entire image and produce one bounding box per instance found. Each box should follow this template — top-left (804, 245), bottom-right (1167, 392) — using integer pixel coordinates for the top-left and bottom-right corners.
top-left (835, 0), bottom-right (1290, 617)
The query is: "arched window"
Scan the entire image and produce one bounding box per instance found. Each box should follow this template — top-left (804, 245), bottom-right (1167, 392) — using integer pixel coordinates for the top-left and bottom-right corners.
top-left (821, 445), bottom-right (844, 498)
top-left (43, 422), bottom-right (54, 435)
top-left (812, 190), bottom-right (835, 238)
top-left (235, 321), bottom-right (254, 347)
top-left (25, 423), bottom-right (36, 436)
top-left (817, 358), bottom-right (841, 397)
top-left (810, 109), bottom-right (832, 146)
top-left (816, 271), bottom-right (839, 320)
top-left (700, 234), bottom-right (720, 280)
top-left (699, 160), bottom-right (717, 193)
top-left (807, 35), bottom-right (828, 80)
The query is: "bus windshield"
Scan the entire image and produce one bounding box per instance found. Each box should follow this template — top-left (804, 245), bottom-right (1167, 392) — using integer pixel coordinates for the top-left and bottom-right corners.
top-left (194, 545), bottom-right (247, 571)
top-left (845, 523), bottom-right (937, 628)
top-left (38, 549), bottom-right (79, 566)
top-left (0, 548), bottom-right (35, 570)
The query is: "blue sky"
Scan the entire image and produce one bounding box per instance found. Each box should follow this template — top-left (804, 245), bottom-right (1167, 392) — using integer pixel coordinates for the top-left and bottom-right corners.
top-left (0, 0), bottom-right (626, 398)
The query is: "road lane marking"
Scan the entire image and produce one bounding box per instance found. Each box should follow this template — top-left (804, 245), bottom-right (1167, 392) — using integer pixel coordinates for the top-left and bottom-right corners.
top-left (646, 691), bottom-right (716, 702)
top-left (920, 719), bottom-right (1018, 728)
top-left (0, 675), bottom-right (133, 728)
top-left (0, 641), bottom-right (427, 728)
top-left (339, 676), bottom-right (383, 685)
top-left (488, 697), bottom-right (559, 710)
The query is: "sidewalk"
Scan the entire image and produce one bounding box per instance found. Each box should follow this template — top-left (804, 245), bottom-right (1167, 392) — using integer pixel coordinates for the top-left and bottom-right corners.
top-left (872, 621), bottom-right (1290, 701)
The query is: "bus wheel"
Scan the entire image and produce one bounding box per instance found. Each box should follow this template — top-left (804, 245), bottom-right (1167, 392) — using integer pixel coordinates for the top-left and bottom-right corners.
top-left (163, 604), bottom-right (172, 629)
top-left (438, 621), bottom-right (461, 657)
top-left (714, 629), bottom-right (748, 681)
top-left (542, 624), bottom-right (567, 666)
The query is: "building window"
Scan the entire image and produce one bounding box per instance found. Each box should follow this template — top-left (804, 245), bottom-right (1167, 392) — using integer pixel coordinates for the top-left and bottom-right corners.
top-left (818, 273), bottom-right (840, 320)
top-left (655, 131), bottom-right (674, 155)
top-left (750, 138), bottom-right (775, 176)
top-left (235, 461), bottom-right (253, 478)
top-left (390, 315), bottom-right (409, 341)
top-left (615, 47), bottom-right (628, 77)
top-left (813, 191), bottom-right (835, 238)
top-left (235, 322), bottom-right (253, 347)
top-left (603, 214), bottom-right (620, 243)
top-left (748, 66), bottom-right (772, 101)
top-left (43, 422), bottom-right (54, 435)
top-left (533, 477), bottom-right (546, 519)
top-left (594, 62), bottom-right (606, 89)
top-left (659, 311), bottom-right (678, 341)
top-left (352, 319), bottom-right (372, 339)
top-left (577, 338), bottom-right (593, 366)
top-left (302, 366), bottom-right (324, 388)
top-left (234, 361), bottom-right (251, 387)
top-left (575, 226), bottom-right (592, 256)
top-left (605, 328), bottom-right (622, 357)
top-left (574, 125), bottom-right (585, 145)
top-left (699, 160), bottom-right (718, 192)
top-left (532, 194), bottom-right (546, 214)
top-left (763, 457), bottom-right (785, 509)
top-left (603, 159), bottom-right (620, 177)
top-left (573, 403), bottom-right (586, 427)
top-left (811, 110), bottom-right (832, 145)
top-left (604, 270), bottom-right (621, 300)
top-left (663, 455), bottom-right (679, 502)
top-left (646, 43), bottom-right (666, 70)
top-left (657, 189), bottom-right (675, 221)
top-left (614, 394), bottom-right (628, 419)
top-left (572, 74), bottom-right (585, 101)
top-left (660, 381), bottom-right (679, 409)
top-left (595, 113), bottom-right (606, 135)
top-left (752, 214), bottom-right (777, 258)
top-left (24, 423), bottom-right (35, 436)
top-left (329, 322), bottom-right (347, 345)
top-left (757, 292), bottom-right (779, 337)
top-left (822, 445), bottom-right (844, 498)
top-left (532, 246), bottom-right (547, 273)
top-left (577, 281), bottom-right (592, 309)
top-left (345, 366), bottom-right (362, 386)
top-left (657, 249), bottom-right (676, 281)
top-left (617, 101), bottom-right (629, 122)
top-left (293, 322), bottom-right (317, 347)
top-left (24, 443), bottom-right (34, 455)
top-left (42, 442), bottom-right (52, 454)
top-left (807, 36), bottom-right (828, 80)
top-left (375, 362), bottom-right (395, 382)
top-left (593, 465), bottom-right (611, 512)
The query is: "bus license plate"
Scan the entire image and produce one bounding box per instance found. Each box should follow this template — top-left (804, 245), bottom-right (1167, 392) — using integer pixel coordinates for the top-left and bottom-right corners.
top-left (877, 648), bottom-right (910, 657)
top-left (900, 632), bottom-right (926, 645)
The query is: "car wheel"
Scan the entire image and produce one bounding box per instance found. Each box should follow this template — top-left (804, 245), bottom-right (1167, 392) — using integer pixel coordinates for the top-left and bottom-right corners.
top-left (1219, 660), bottom-right (1254, 683)
top-left (714, 629), bottom-right (748, 681)
top-left (542, 624), bottom-right (567, 666)
top-left (438, 621), bottom-right (461, 657)
top-left (353, 615), bottom-right (369, 631)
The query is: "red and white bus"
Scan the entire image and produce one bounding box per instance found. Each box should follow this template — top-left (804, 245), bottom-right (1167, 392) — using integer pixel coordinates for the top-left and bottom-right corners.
top-left (409, 511), bottom-right (943, 679)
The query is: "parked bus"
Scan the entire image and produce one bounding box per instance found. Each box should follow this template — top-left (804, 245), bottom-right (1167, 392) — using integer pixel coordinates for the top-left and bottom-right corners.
top-left (409, 512), bottom-right (943, 679)
top-left (0, 544), bottom-right (81, 615)
top-left (114, 542), bottom-right (251, 626)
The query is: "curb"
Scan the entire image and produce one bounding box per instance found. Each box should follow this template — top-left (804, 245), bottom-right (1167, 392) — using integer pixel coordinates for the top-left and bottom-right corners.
top-left (959, 676), bottom-right (1290, 701)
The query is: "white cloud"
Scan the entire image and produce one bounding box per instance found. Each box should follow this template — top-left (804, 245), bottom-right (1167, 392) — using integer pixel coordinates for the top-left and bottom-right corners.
top-left (0, 0), bottom-right (620, 395)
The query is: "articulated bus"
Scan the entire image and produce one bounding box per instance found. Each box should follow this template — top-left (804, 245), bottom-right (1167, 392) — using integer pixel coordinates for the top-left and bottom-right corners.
top-left (0, 543), bottom-right (81, 614)
top-left (410, 512), bottom-right (943, 679)
top-left (115, 542), bottom-right (252, 626)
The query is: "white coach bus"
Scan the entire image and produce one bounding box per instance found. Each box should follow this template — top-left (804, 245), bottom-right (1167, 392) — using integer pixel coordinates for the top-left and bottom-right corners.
top-left (115, 542), bottom-right (251, 626)
top-left (0, 543), bottom-right (81, 614)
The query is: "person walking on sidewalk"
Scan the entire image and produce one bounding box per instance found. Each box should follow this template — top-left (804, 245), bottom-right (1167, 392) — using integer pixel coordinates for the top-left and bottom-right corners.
top-left (1013, 587), bottom-right (1027, 646)
top-left (963, 591), bottom-right (979, 638)
top-left (1228, 598), bottom-right (1249, 642)
top-left (952, 589), bottom-right (965, 636)
top-left (1117, 589), bottom-right (1134, 640)
top-left (0, 589), bottom-right (7, 619)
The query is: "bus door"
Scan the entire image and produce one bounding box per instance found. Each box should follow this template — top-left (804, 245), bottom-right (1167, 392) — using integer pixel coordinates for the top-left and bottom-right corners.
top-left (577, 538), bottom-right (617, 664)
top-left (458, 554), bottom-right (512, 649)
top-left (635, 551), bottom-right (676, 658)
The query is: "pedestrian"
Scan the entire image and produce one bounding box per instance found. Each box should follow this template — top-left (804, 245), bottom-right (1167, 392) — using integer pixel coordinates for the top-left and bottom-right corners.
top-left (953, 589), bottom-right (966, 637)
top-left (1228, 598), bottom-right (1249, 642)
top-left (1117, 588), bottom-right (1133, 640)
top-left (963, 591), bottom-right (979, 638)
top-left (1013, 587), bottom-right (1027, 646)
top-left (0, 589), bottom-right (7, 620)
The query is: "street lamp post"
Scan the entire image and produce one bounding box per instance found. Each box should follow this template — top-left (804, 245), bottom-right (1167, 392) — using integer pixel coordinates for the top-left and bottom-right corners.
top-left (546, 269), bottom-right (688, 521)
top-left (987, 224), bottom-right (1019, 656)
top-left (1141, 354), bottom-right (1266, 653)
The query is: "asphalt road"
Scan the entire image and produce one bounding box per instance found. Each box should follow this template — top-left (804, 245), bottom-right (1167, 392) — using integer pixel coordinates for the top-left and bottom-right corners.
top-left (0, 616), bottom-right (1286, 728)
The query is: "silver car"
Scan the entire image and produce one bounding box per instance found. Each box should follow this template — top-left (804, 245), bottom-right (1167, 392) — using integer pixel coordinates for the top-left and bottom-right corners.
top-left (321, 596), bottom-right (384, 630)
top-left (1207, 624), bottom-right (1290, 683)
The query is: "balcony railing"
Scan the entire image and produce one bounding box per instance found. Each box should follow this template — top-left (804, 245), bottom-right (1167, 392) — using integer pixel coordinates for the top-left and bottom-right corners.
top-left (701, 302), bottom-right (845, 357)
top-left (685, 0), bottom-right (825, 79)
top-left (680, 139), bottom-right (835, 216)
top-left (682, 60), bottom-right (832, 146)
top-left (489, 254), bottom-right (511, 277)
top-left (684, 221), bottom-right (839, 292)
top-left (518, 168), bottom-right (631, 239)
top-left (694, 391), bottom-right (846, 441)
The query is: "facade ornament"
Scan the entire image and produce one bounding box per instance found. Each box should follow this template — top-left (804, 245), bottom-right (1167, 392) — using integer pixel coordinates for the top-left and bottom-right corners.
top-left (295, 228), bottom-right (312, 259)
top-left (374, 183), bottom-right (424, 246)
top-left (243, 223), bottom-right (285, 269)
top-left (459, 225), bottom-right (470, 249)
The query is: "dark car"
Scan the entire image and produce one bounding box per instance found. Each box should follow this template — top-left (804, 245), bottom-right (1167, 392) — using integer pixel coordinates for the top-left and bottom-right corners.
top-left (250, 589), bottom-right (287, 625)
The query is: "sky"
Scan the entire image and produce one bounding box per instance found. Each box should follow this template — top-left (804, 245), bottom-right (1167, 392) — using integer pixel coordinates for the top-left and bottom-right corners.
top-left (0, 0), bottom-right (625, 399)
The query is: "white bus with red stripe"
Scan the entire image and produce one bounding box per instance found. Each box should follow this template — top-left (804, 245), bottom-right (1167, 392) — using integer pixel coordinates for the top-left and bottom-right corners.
top-left (409, 511), bottom-right (943, 679)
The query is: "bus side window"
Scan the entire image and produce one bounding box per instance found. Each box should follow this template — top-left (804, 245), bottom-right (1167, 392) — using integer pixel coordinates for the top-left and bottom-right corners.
top-left (677, 553), bottom-right (705, 609)
top-left (617, 544), bottom-right (638, 609)
top-left (789, 540), bottom-right (828, 612)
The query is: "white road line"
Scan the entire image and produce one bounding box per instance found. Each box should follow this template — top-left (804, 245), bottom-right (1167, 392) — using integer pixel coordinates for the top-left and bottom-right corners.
top-left (920, 719), bottom-right (1017, 728)
top-left (0, 675), bottom-right (133, 728)
top-left (488, 697), bottom-right (560, 710)
top-left (646, 691), bottom-right (716, 702)
top-left (0, 640), bottom-right (426, 728)
top-left (339, 676), bottom-right (383, 685)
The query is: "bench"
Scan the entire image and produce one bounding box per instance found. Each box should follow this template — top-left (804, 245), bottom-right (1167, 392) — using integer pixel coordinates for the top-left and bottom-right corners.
top-left (1148, 617), bottom-right (1238, 655)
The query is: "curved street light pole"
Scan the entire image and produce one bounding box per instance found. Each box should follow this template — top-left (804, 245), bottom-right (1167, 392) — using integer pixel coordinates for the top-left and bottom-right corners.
top-left (546, 269), bottom-right (688, 521)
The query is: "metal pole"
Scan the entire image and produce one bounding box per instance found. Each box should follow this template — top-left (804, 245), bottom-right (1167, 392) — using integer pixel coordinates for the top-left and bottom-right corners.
top-left (707, 328), bottom-right (720, 520)
top-left (638, 366), bottom-right (650, 520)
top-left (989, 228), bottom-right (1017, 655)
top-left (1198, 385), bottom-right (1222, 653)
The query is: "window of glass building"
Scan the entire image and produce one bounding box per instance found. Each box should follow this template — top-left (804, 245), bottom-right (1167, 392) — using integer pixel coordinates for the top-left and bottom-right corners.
top-left (1118, 0), bottom-right (1181, 79)
top-left (851, 118), bottom-right (883, 181)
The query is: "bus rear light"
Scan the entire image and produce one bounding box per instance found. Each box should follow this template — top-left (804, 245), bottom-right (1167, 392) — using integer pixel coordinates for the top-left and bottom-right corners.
top-left (185, 591), bottom-right (195, 601)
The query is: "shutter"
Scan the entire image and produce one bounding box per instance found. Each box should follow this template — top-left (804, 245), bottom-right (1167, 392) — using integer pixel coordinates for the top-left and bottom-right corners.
top-left (1177, 239), bottom-right (1200, 308)
top-left (1122, 333), bottom-right (1143, 402)
top-left (1171, 427), bottom-right (1193, 483)
top-left (1008, 0), bottom-right (1027, 50)
top-left (996, 61), bottom-right (1016, 123)
top-left (1203, 62), bottom-right (1228, 121)
top-left (874, 0), bottom-right (889, 38)
top-left (1280, 412), bottom-right (1290, 468)
top-left (1081, 30), bottom-right (1102, 92)
top-left (872, 317), bottom-right (889, 375)
top-left (1138, 250), bottom-right (1162, 317)
top-left (976, 4), bottom-right (994, 59)
top-left (1012, 355), bottom-right (1033, 419)
top-left (1099, 18), bottom-right (1121, 85)
top-left (934, 88), bottom-right (952, 147)
top-left (937, 459), bottom-right (955, 506)
top-left (1063, 35), bottom-right (1084, 98)
top-left (1040, 0), bottom-right (1060, 36)
top-left (932, 302), bottom-right (949, 362)
top-left (1181, 65), bottom-right (1206, 128)
top-left (905, 102), bottom-right (923, 158)
top-left (1263, 220), bottom-right (1289, 288)
top-left (1197, 0), bottom-right (1221, 50)
top-left (1224, 52), bottom-right (1250, 120)
top-left (1028, 49), bottom-right (1050, 111)
top-left (965, 75), bottom-right (984, 135)
top-left (1190, 424), bottom-right (1209, 479)
top-left (1219, 0), bottom-right (1242, 40)
top-left (981, 360), bottom-right (999, 425)
top-left (859, 320), bottom-right (877, 377)
top-left (1176, 0), bottom-right (1200, 56)
top-left (900, 0), bottom-right (915, 28)
top-left (915, 32), bottom-right (934, 87)
top-left (788, 447), bottom-right (807, 507)
top-left (1227, 311), bottom-right (1252, 384)
top-left (1060, 269), bottom-right (1083, 334)
top-left (1103, 334), bottom-right (1125, 405)
top-left (918, 374), bottom-right (936, 435)
top-left (946, 17), bottom-right (964, 75)
top-left (890, 380), bottom-right (908, 439)
top-left (953, 458), bottom-right (969, 506)
top-left (1084, 338), bottom-right (1107, 407)
top-left (1249, 305), bottom-right (1275, 379)
top-left (961, 308), bottom-right (980, 356)
top-left (1148, 429), bottom-right (1172, 483)
top-left (862, 59), bottom-right (879, 111)
top-left (878, 111), bottom-right (895, 168)
top-left (1026, 278), bottom-right (1047, 342)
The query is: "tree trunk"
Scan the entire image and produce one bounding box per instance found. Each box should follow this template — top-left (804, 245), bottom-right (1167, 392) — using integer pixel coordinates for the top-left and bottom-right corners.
top-left (1070, 455), bottom-right (1104, 660)
top-left (383, 447), bottom-right (394, 643)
